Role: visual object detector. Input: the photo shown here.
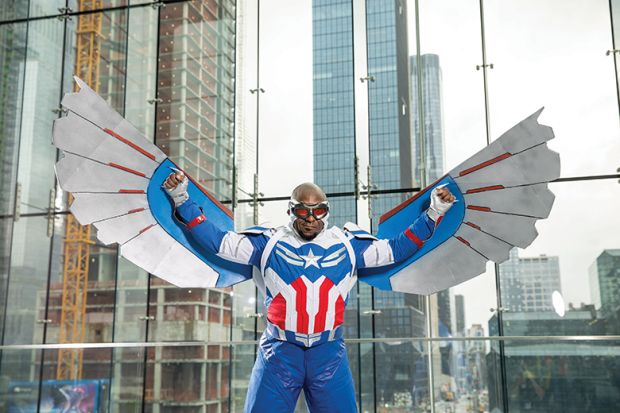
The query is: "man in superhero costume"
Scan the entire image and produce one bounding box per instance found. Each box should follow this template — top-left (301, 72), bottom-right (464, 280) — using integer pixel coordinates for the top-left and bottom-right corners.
top-left (163, 172), bottom-right (455, 413)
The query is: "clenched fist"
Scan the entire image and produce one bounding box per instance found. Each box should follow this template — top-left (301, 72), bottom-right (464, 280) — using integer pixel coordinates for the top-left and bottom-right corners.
top-left (163, 171), bottom-right (189, 207)
top-left (427, 184), bottom-right (455, 222)
top-left (164, 171), bottom-right (186, 190)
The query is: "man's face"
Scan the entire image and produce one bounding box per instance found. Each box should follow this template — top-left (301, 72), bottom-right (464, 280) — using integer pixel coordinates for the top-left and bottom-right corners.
top-left (291, 191), bottom-right (326, 241)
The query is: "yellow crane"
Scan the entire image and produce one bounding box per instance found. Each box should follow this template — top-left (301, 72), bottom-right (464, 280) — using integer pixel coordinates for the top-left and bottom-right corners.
top-left (56, 0), bottom-right (102, 381)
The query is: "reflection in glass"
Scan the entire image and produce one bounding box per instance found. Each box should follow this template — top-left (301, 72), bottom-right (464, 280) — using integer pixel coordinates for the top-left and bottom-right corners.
top-left (499, 339), bottom-right (620, 412)
top-left (0, 218), bottom-right (12, 341)
top-left (0, 22), bottom-right (27, 215)
top-left (156, 1), bottom-right (236, 202)
top-left (3, 216), bottom-right (52, 345)
top-left (15, 17), bottom-right (64, 215)
top-left (143, 345), bottom-right (231, 412)
top-left (0, 350), bottom-right (43, 410)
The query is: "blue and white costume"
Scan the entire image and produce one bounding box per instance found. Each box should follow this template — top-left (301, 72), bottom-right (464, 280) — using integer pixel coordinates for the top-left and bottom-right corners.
top-left (52, 79), bottom-right (560, 413)
top-left (175, 199), bottom-right (437, 413)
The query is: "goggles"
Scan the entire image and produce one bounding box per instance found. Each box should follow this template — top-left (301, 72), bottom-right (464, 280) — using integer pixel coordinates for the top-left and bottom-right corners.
top-left (288, 200), bottom-right (330, 221)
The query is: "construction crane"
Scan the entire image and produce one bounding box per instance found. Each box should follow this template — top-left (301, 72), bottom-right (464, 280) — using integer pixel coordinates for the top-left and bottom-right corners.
top-left (56, 0), bottom-right (102, 381)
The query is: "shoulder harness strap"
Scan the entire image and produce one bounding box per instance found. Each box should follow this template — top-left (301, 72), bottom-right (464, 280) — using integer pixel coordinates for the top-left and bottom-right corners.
top-left (239, 225), bottom-right (273, 236)
top-left (342, 222), bottom-right (378, 241)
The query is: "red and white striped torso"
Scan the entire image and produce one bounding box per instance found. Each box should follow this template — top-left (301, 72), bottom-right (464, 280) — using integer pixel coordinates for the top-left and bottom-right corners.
top-left (256, 225), bottom-right (357, 342)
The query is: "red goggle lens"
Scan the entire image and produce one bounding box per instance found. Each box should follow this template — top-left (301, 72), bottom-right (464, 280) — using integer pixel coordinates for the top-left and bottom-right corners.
top-left (292, 204), bottom-right (329, 220)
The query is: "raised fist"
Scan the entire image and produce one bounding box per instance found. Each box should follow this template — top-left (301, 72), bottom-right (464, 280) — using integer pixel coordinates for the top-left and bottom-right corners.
top-left (163, 171), bottom-right (189, 207)
top-left (427, 184), bottom-right (455, 222)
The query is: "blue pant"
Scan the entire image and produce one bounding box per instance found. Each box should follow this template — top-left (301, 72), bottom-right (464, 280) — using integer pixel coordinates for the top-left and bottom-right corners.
top-left (244, 332), bottom-right (358, 413)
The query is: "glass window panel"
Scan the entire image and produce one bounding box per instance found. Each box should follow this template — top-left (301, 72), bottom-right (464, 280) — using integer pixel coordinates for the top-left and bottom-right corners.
top-left (485, 0), bottom-right (620, 177)
top-left (0, 218), bottom-right (13, 341)
top-left (0, 349), bottom-right (43, 408)
top-left (429, 338), bottom-right (504, 413)
top-left (0, 22), bottom-right (28, 215)
top-left (612, 0), bottom-right (620, 104)
top-left (502, 338), bottom-right (620, 413)
top-left (47, 213), bottom-right (119, 345)
top-left (0, 1), bottom-right (67, 21)
top-left (256, 0), bottom-right (313, 197)
top-left (156, 1), bottom-right (236, 203)
top-left (125, 4), bottom-right (158, 139)
top-left (15, 18), bottom-right (65, 215)
top-left (3, 216), bottom-right (52, 345)
top-left (107, 2), bottom-right (159, 346)
top-left (498, 180), bottom-right (620, 336)
top-left (68, 0), bottom-right (128, 12)
top-left (38, 347), bottom-right (113, 404)
top-left (231, 343), bottom-right (256, 412)
top-left (143, 344), bottom-right (232, 411)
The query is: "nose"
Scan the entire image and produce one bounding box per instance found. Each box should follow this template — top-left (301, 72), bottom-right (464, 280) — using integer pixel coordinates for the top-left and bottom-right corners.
top-left (306, 214), bottom-right (316, 223)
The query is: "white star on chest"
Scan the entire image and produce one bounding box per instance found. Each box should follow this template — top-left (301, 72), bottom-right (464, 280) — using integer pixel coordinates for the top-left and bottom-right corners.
top-left (300, 248), bottom-right (322, 269)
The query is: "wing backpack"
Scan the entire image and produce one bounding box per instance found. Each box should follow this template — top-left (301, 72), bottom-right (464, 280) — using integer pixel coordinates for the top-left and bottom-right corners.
top-left (53, 77), bottom-right (559, 294)
top-left (53, 76), bottom-right (252, 288)
top-left (359, 108), bottom-right (560, 294)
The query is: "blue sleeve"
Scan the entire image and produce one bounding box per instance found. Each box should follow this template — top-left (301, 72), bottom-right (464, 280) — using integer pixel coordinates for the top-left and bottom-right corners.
top-left (175, 199), bottom-right (226, 253)
top-left (175, 198), bottom-right (268, 268)
top-left (350, 212), bottom-right (436, 268)
top-left (388, 212), bottom-right (435, 262)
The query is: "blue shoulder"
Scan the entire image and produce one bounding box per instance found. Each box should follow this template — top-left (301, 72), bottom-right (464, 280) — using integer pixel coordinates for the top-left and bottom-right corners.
top-left (238, 225), bottom-right (274, 236)
top-left (343, 222), bottom-right (377, 241)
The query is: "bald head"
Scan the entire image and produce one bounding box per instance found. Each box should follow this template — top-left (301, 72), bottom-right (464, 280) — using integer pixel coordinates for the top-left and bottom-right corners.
top-left (291, 182), bottom-right (327, 203)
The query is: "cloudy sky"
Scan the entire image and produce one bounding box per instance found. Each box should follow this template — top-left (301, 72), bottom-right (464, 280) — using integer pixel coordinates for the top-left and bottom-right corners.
top-left (236, 0), bottom-right (620, 332)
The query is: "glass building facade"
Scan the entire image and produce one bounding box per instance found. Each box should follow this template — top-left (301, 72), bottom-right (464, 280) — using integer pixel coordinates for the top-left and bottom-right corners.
top-left (0, 0), bottom-right (619, 412)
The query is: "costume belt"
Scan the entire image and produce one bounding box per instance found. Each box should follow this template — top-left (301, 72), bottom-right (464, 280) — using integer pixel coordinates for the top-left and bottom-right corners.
top-left (265, 322), bottom-right (343, 347)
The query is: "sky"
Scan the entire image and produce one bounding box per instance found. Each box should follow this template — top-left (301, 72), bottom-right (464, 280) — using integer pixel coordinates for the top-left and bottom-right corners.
top-left (236, 0), bottom-right (620, 332)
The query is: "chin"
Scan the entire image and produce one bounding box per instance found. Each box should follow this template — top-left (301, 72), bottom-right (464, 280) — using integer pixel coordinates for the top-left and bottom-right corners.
top-left (300, 232), bottom-right (318, 241)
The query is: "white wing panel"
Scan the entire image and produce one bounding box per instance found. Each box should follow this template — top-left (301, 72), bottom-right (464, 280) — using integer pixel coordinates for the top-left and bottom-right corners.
top-left (454, 223), bottom-right (512, 263)
top-left (389, 238), bottom-right (487, 295)
top-left (463, 184), bottom-right (555, 219)
top-left (453, 145), bottom-right (560, 191)
top-left (92, 209), bottom-right (157, 246)
top-left (463, 209), bottom-right (538, 248)
top-left (120, 225), bottom-right (219, 288)
top-left (61, 77), bottom-right (166, 162)
top-left (70, 193), bottom-right (149, 224)
top-left (53, 113), bottom-right (160, 177)
top-left (56, 153), bottom-right (148, 193)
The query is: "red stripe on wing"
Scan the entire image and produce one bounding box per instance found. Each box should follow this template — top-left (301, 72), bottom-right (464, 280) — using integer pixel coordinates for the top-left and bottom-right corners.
top-left (458, 153), bottom-right (511, 177)
top-left (119, 189), bottom-right (145, 194)
top-left (467, 205), bottom-right (492, 212)
top-left (104, 128), bottom-right (156, 161)
top-left (109, 162), bottom-right (147, 177)
top-left (465, 185), bottom-right (505, 194)
top-left (378, 175), bottom-right (445, 225)
top-left (139, 224), bottom-right (157, 234)
top-left (465, 221), bottom-right (481, 230)
top-left (456, 236), bottom-right (470, 246)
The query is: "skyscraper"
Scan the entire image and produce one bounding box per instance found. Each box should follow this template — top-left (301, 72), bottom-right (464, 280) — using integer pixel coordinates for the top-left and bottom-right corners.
top-left (589, 249), bottom-right (620, 314)
top-left (409, 54), bottom-right (445, 188)
top-left (312, 0), bottom-right (356, 228)
top-left (499, 249), bottom-right (562, 312)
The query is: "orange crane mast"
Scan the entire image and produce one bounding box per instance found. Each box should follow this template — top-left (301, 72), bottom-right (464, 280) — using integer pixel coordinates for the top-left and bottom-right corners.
top-left (56, 0), bottom-right (102, 381)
